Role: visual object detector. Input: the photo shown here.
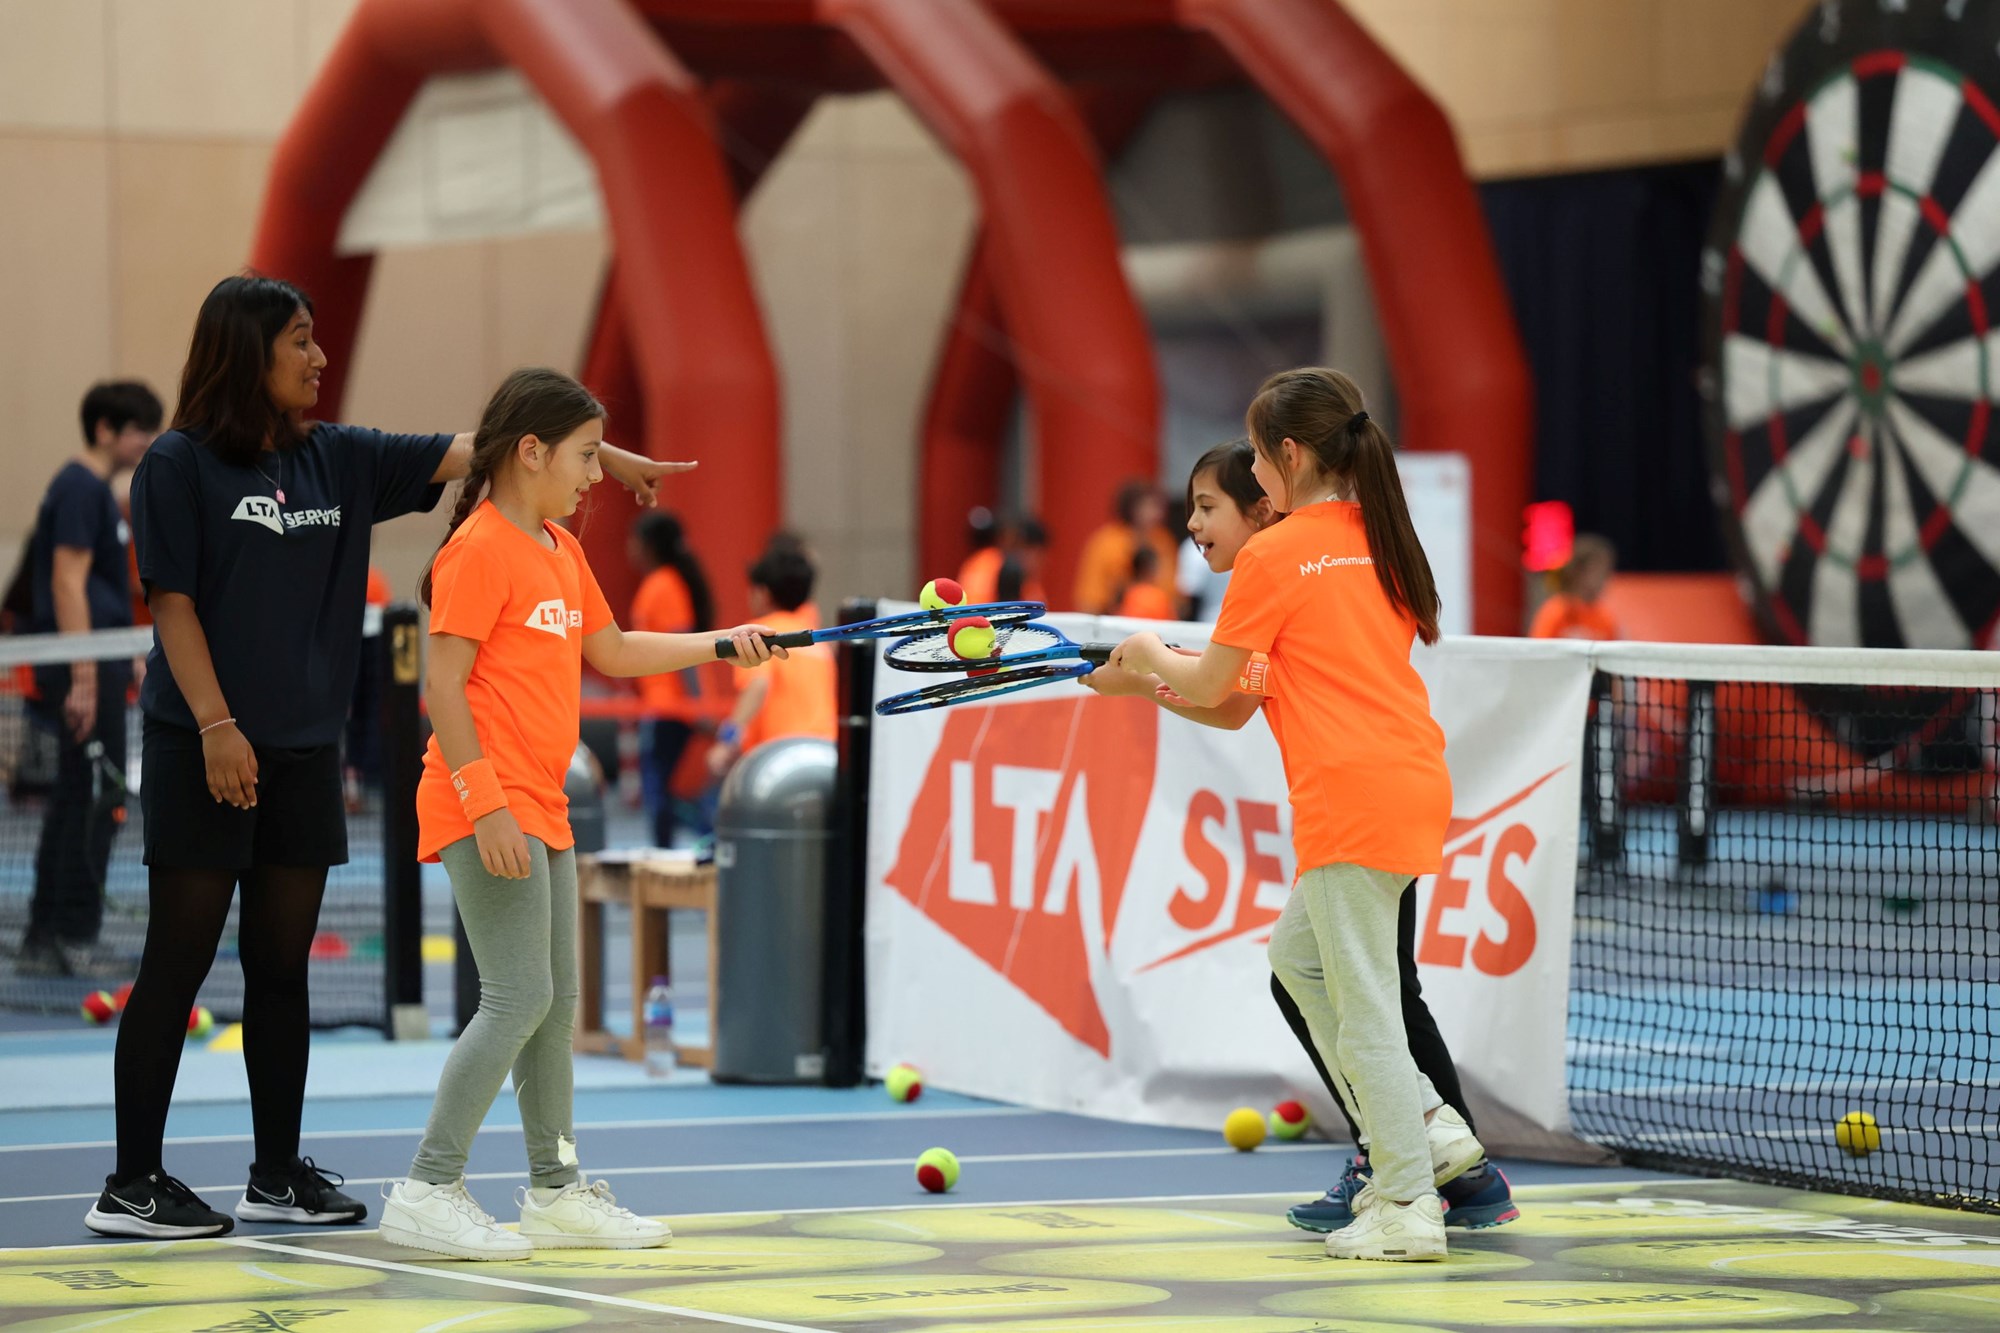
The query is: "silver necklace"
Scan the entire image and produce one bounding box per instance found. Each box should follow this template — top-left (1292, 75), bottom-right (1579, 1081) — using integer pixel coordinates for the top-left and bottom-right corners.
top-left (254, 452), bottom-right (285, 505)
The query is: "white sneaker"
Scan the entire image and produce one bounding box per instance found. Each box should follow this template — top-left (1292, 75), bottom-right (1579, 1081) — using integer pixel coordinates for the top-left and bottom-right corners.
top-left (379, 1179), bottom-right (531, 1260)
top-left (518, 1177), bottom-right (671, 1250)
top-left (1325, 1182), bottom-right (1447, 1261)
top-left (1426, 1105), bottom-right (1485, 1188)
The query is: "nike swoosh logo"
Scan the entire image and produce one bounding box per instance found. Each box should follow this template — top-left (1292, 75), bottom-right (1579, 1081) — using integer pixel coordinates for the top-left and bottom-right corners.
top-left (111, 1194), bottom-right (156, 1218)
top-left (251, 1184), bottom-right (295, 1206)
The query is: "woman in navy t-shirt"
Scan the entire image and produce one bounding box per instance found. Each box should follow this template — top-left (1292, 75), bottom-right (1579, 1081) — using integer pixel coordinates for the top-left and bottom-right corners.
top-left (87, 275), bottom-right (689, 1239)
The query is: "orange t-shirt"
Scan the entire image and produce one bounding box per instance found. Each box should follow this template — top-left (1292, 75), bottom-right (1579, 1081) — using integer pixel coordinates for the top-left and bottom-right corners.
top-left (957, 546), bottom-right (1045, 605)
top-left (630, 567), bottom-right (696, 711)
top-left (1211, 501), bottom-right (1450, 876)
top-left (1073, 523), bottom-right (1178, 613)
top-left (416, 501), bottom-right (614, 861)
top-left (1529, 593), bottom-right (1619, 641)
top-left (738, 604), bottom-right (837, 751)
top-left (1115, 581), bottom-right (1176, 620)
top-left (365, 566), bottom-right (391, 606)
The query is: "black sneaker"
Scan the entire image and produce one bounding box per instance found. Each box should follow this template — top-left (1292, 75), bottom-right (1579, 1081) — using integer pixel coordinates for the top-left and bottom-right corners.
top-left (236, 1155), bottom-right (367, 1225)
top-left (85, 1171), bottom-right (233, 1238)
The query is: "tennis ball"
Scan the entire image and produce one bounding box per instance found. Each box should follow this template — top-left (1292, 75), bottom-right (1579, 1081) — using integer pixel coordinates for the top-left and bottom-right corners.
top-left (920, 578), bottom-right (967, 612)
top-left (112, 981), bottom-right (135, 1012)
top-left (1223, 1106), bottom-right (1267, 1152)
top-left (948, 616), bottom-right (997, 661)
top-left (915, 1146), bottom-right (960, 1193)
top-left (886, 1062), bottom-right (924, 1103)
top-left (187, 1005), bottom-right (214, 1039)
top-left (81, 991), bottom-right (116, 1025)
top-left (1269, 1100), bottom-right (1310, 1140)
top-left (1835, 1109), bottom-right (1881, 1156)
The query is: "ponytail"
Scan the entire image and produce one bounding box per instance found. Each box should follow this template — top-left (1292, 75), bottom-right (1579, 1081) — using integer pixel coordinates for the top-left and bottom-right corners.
top-left (1246, 366), bottom-right (1441, 645)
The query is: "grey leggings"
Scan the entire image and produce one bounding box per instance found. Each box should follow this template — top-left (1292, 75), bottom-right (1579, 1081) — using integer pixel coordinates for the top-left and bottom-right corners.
top-left (409, 836), bottom-right (580, 1189)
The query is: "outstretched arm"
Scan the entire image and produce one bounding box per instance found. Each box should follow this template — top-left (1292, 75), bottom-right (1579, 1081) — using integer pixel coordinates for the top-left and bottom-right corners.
top-left (430, 435), bottom-right (695, 505)
top-left (1082, 662), bottom-right (1263, 730)
top-left (581, 622), bottom-right (781, 678)
top-left (1108, 631), bottom-right (1249, 710)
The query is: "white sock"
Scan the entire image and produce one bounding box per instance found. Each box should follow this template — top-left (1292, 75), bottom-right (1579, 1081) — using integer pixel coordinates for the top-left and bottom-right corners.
top-left (529, 1185), bottom-right (567, 1206)
top-left (402, 1179), bottom-right (445, 1200)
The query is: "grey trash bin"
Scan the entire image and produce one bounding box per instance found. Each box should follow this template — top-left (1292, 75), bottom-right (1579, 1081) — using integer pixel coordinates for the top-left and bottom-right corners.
top-left (712, 736), bottom-right (838, 1083)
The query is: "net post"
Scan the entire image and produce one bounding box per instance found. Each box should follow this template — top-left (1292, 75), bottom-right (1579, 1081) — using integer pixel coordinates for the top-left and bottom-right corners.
top-left (820, 597), bottom-right (878, 1087)
top-left (1677, 680), bottom-right (1716, 868)
top-left (1586, 671), bottom-right (1623, 863)
top-left (380, 604), bottom-right (429, 1041)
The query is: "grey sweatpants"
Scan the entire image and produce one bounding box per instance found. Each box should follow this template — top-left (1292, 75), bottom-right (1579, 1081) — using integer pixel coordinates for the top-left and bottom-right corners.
top-left (409, 836), bottom-right (580, 1189)
top-left (1268, 863), bottom-right (1439, 1203)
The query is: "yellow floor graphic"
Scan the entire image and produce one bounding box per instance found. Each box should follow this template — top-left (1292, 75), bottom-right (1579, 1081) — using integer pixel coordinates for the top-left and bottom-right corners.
top-left (3, 1178), bottom-right (1997, 1331)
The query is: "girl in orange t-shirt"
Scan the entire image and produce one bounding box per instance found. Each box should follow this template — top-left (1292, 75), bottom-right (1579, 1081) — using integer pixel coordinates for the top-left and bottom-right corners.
top-left (1087, 441), bottom-right (1516, 1237)
top-left (1109, 369), bottom-right (1478, 1263)
top-left (382, 368), bottom-right (781, 1261)
top-left (1528, 533), bottom-right (1619, 640)
top-left (627, 511), bottom-right (714, 846)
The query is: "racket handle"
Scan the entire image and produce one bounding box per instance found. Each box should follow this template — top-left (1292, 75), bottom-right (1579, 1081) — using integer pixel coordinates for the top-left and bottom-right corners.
top-left (1081, 645), bottom-right (1115, 666)
top-left (714, 630), bottom-right (816, 660)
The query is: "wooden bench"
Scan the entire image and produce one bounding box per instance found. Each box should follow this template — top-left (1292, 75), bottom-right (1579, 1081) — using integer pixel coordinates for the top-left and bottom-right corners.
top-left (574, 853), bottom-right (719, 1069)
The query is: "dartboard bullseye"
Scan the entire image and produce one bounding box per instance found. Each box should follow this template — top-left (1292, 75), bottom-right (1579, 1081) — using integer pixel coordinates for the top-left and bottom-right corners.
top-left (1702, 0), bottom-right (2000, 649)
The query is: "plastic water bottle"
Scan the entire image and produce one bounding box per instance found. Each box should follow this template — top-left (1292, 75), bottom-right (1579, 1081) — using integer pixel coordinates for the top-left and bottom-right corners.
top-left (642, 976), bottom-right (676, 1078)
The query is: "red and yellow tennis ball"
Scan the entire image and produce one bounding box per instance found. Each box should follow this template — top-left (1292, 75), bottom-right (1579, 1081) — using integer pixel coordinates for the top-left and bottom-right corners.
top-left (1223, 1106), bottom-right (1267, 1151)
top-left (947, 616), bottom-right (997, 661)
top-left (919, 577), bottom-right (967, 612)
top-left (915, 1146), bottom-right (960, 1193)
top-left (1269, 1100), bottom-right (1310, 1140)
top-left (886, 1062), bottom-right (924, 1103)
top-left (81, 991), bottom-right (116, 1025)
top-left (187, 1004), bottom-right (214, 1039)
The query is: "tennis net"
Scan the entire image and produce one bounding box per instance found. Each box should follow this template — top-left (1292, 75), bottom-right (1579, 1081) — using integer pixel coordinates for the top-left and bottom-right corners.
top-left (0, 610), bottom-right (418, 1030)
top-left (1570, 641), bottom-right (1999, 1213)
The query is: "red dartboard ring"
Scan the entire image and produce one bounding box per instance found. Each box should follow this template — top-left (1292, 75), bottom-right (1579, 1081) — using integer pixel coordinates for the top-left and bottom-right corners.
top-left (1701, 0), bottom-right (2000, 651)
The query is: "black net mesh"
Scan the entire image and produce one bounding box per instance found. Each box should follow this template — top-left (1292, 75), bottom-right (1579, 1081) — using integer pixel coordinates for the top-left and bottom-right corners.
top-left (0, 626), bottom-right (405, 1029)
top-left (1570, 669), bottom-right (1999, 1213)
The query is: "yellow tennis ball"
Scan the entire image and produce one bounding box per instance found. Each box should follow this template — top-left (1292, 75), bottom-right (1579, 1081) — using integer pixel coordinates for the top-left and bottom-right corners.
top-left (1223, 1106), bottom-right (1267, 1152)
top-left (915, 1146), bottom-right (959, 1193)
top-left (948, 616), bottom-right (997, 660)
top-left (1835, 1109), bottom-right (1880, 1156)
top-left (187, 1005), bottom-right (214, 1039)
top-left (886, 1062), bottom-right (924, 1103)
top-left (920, 577), bottom-right (967, 612)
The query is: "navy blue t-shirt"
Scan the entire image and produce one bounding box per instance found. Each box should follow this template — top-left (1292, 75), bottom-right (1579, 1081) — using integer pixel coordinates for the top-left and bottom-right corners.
top-left (29, 461), bottom-right (131, 633)
top-left (132, 423), bottom-right (451, 746)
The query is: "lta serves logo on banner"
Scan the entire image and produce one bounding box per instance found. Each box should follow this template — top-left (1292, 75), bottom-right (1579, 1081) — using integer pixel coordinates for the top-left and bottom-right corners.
top-left (881, 698), bottom-right (1157, 1057)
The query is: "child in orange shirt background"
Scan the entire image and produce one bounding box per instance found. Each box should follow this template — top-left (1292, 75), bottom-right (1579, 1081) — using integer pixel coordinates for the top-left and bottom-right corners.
top-left (381, 368), bottom-right (780, 1260)
top-left (1108, 368), bottom-right (1482, 1263)
top-left (627, 511), bottom-right (715, 846)
top-left (1529, 533), bottom-right (1619, 641)
top-left (706, 536), bottom-right (837, 779)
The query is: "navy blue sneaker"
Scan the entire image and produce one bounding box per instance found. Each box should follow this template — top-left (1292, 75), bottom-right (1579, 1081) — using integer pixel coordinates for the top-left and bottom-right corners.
top-left (1286, 1157), bottom-right (1370, 1233)
top-left (1440, 1164), bottom-right (1519, 1229)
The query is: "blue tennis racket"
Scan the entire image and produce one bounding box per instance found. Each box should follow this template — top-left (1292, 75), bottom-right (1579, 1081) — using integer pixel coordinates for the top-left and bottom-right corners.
top-left (881, 621), bottom-right (1116, 674)
top-left (713, 601), bottom-right (1044, 660)
top-left (876, 661), bottom-right (1098, 715)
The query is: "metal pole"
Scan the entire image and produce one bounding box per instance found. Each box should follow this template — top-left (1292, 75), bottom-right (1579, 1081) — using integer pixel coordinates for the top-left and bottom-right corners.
top-left (380, 605), bottom-right (428, 1040)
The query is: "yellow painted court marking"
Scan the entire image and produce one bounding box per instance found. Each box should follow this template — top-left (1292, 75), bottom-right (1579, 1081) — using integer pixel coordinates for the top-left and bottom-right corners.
top-left (442, 1235), bottom-right (939, 1280)
top-left (224, 1238), bottom-right (829, 1333)
top-left (640, 1273), bottom-right (1169, 1323)
top-left (1876, 1283), bottom-right (2000, 1321)
top-left (5, 1297), bottom-right (588, 1331)
top-left (983, 1238), bottom-right (1531, 1283)
top-left (1266, 1280), bottom-right (1858, 1326)
top-left (906, 1318), bottom-right (1452, 1333)
top-left (204, 1022), bottom-right (243, 1053)
top-left (1563, 1237), bottom-right (2000, 1282)
top-left (795, 1206), bottom-right (1288, 1245)
top-left (0, 1259), bottom-right (381, 1307)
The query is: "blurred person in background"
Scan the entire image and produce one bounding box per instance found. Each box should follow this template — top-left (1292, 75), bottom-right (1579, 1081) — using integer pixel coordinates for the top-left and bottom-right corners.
top-left (18, 380), bottom-right (162, 978)
top-left (1113, 544), bottom-right (1176, 620)
top-left (960, 511), bottom-right (1048, 605)
top-left (1073, 479), bottom-right (1178, 614)
top-left (707, 536), bottom-right (836, 779)
top-left (627, 511), bottom-right (715, 846)
top-left (1529, 533), bottom-right (1619, 641)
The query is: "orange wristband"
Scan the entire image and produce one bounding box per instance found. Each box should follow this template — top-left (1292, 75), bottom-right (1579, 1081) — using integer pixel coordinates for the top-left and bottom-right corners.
top-left (1237, 652), bottom-right (1271, 696)
top-left (451, 758), bottom-right (507, 821)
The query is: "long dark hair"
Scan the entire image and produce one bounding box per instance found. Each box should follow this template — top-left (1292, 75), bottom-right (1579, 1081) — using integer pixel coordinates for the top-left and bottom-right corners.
top-left (173, 274), bottom-right (314, 467)
top-left (633, 511), bottom-right (716, 631)
top-left (1246, 367), bottom-right (1441, 645)
top-left (1186, 438), bottom-right (1266, 517)
top-left (420, 368), bottom-right (606, 606)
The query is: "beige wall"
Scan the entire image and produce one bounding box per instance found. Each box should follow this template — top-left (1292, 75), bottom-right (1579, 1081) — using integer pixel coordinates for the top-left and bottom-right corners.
top-left (0, 0), bottom-right (1810, 606)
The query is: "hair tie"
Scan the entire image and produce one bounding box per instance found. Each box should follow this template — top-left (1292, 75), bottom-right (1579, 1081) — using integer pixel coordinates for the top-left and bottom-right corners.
top-left (1348, 410), bottom-right (1371, 432)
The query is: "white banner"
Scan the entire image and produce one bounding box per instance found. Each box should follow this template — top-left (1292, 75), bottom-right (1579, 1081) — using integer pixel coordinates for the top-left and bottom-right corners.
top-left (864, 614), bottom-right (1595, 1151)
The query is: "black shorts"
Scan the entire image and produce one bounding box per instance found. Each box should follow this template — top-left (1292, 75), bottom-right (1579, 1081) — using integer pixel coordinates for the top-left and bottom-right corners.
top-left (141, 718), bottom-right (348, 869)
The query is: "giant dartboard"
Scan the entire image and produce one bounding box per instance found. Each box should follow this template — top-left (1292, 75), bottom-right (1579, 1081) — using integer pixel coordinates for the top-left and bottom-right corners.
top-left (1702, 0), bottom-right (2000, 649)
